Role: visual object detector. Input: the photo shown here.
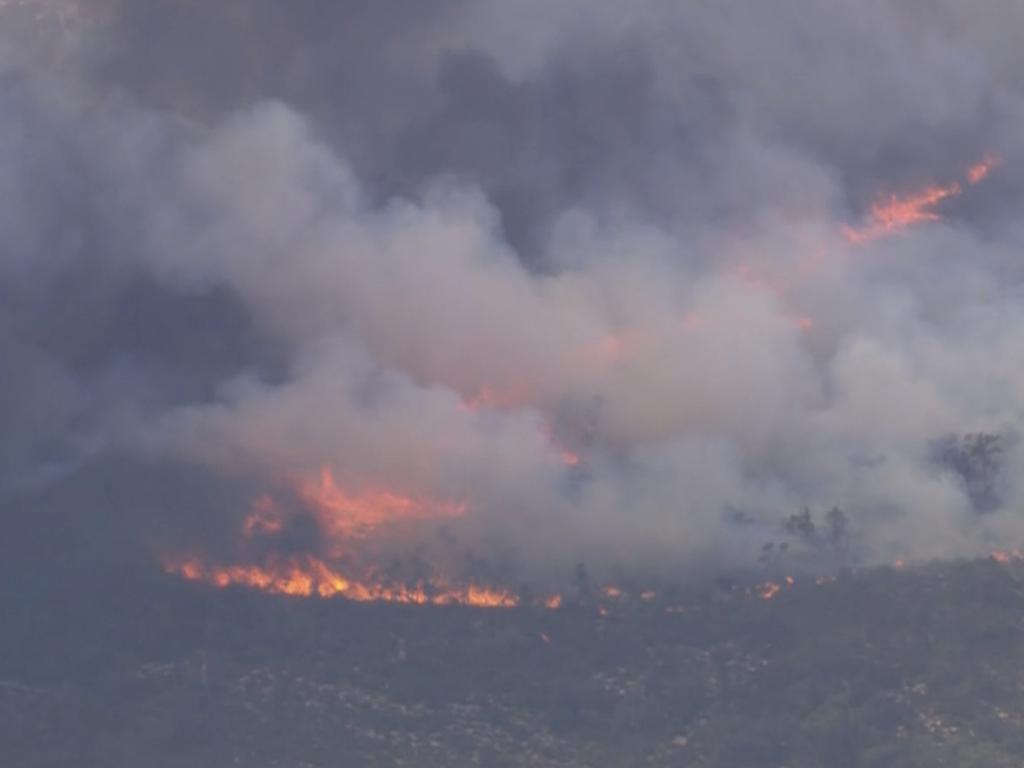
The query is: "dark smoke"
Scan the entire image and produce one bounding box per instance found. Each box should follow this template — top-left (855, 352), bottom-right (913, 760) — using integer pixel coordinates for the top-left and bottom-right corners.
top-left (3, 0), bottom-right (1024, 588)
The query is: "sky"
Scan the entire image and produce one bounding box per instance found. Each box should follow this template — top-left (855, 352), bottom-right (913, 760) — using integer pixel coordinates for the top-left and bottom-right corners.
top-left (3, 0), bottom-right (1024, 590)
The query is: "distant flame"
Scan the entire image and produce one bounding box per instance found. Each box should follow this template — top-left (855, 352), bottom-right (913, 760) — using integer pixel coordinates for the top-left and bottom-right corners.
top-left (967, 154), bottom-right (1000, 185)
top-left (558, 449), bottom-right (582, 467)
top-left (540, 418), bottom-right (583, 469)
top-left (992, 549), bottom-right (1023, 564)
top-left (842, 182), bottom-right (961, 244)
top-left (757, 581), bottom-right (781, 600)
top-left (843, 154), bottom-right (998, 244)
top-left (753, 577), bottom-right (795, 601)
top-left (165, 554), bottom-right (521, 608)
top-left (298, 467), bottom-right (466, 540)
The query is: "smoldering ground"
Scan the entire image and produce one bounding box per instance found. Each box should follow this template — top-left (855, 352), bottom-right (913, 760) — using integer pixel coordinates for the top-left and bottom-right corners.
top-left (3, 0), bottom-right (1024, 591)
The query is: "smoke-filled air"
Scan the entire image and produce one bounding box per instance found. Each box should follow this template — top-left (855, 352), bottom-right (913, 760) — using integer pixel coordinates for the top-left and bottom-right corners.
top-left (4, 0), bottom-right (1024, 604)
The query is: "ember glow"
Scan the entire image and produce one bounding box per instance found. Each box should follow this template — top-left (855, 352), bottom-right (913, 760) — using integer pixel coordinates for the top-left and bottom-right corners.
top-left (991, 549), bottom-right (1023, 564)
top-left (757, 581), bottom-right (782, 600)
top-left (557, 449), bottom-right (582, 467)
top-left (967, 155), bottom-right (1000, 185)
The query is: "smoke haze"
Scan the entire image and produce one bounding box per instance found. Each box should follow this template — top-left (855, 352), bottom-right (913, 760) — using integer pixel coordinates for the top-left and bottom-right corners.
top-left (3, 0), bottom-right (1024, 589)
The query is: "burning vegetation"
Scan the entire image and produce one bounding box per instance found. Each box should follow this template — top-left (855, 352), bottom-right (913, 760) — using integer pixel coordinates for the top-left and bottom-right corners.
top-left (162, 465), bottom-right (822, 611)
top-left (148, 147), bottom-right (1007, 606)
top-left (842, 155), bottom-right (999, 243)
top-left (161, 455), bottom-right (1018, 612)
top-left (163, 554), bottom-right (522, 608)
top-left (162, 466), bottom-right (534, 609)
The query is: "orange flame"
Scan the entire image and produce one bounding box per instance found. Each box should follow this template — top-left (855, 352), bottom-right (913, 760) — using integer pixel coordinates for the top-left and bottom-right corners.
top-left (162, 466), bottom-right (553, 610)
top-left (298, 467), bottom-right (466, 539)
top-left (757, 581), bottom-right (782, 600)
top-left (170, 549), bottom-right (702, 612)
top-left (843, 154), bottom-right (998, 244)
top-left (842, 182), bottom-right (961, 244)
top-left (544, 594), bottom-right (563, 609)
top-left (164, 555), bottom-right (521, 608)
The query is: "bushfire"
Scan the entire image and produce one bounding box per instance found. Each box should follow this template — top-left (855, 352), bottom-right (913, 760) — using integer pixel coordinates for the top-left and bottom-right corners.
top-left (164, 554), bottom-right (523, 608)
top-left (297, 467), bottom-right (467, 541)
top-left (842, 154), bottom-right (999, 244)
top-left (161, 468), bottom-right (531, 608)
top-left (161, 458), bottom-right (1019, 612)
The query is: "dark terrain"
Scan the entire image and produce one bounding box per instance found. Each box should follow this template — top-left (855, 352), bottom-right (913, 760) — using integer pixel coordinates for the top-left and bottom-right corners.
top-left (3, 556), bottom-right (1024, 767)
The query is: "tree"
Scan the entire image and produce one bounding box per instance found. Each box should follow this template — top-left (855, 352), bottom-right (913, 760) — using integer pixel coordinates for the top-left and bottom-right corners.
top-left (932, 432), bottom-right (1004, 513)
top-left (785, 507), bottom-right (816, 539)
top-left (826, 507), bottom-right (849, 558)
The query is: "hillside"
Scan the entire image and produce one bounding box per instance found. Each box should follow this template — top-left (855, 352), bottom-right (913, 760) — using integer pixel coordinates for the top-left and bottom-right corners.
top-left (3, 558), bottom-right (1024, 767)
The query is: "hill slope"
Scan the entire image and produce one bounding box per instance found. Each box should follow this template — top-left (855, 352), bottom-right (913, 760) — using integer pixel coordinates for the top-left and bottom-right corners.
top-left (3, 559), bottom-right (1024, 767)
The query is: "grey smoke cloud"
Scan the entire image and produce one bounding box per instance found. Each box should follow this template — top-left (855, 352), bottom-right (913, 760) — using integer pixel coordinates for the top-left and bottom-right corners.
top-left (3, 0), bottom-right (1024, 586)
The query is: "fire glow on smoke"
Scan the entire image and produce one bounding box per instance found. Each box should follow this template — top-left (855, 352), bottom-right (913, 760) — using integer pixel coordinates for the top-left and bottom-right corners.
top-left (162, 155), bottom-right (1003, 608)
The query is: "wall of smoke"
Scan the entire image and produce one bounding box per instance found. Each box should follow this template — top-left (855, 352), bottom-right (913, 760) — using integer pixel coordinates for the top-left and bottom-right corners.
top-left (3, 0), bottom-right (1024, 584)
